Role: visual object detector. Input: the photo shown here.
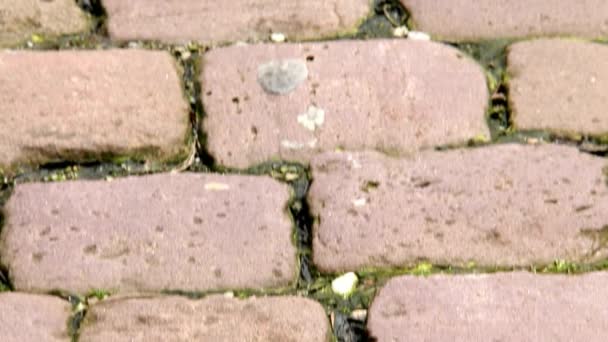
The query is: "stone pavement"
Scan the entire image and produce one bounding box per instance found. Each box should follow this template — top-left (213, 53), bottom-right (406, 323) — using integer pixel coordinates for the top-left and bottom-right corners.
top-left (0, 1), bottom-right (608, 341)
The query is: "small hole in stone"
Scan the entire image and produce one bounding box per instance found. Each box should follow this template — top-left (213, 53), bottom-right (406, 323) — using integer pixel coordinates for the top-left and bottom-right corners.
top-left (232, 97), bottom-right (239, 104)
top-left (206, 91), bottom-right (212, 96)
top-left (251, 126), bottom-right (258, 135)
top-left (306, 55), bottom-right (315, 62)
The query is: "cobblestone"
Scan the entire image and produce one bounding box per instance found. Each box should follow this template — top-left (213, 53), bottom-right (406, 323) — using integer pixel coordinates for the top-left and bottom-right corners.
top-left (0, 292), bottom-right (71, 342)
top-left (79, 295), bottom-right (330, 341)
top-left (309, 144), bottom-right (608, 272)
top-left (0, 173), bottom-right (295, 294)
top-left (103, 0), bottom-right (370, 44)
top-left (202, 39), bottom-right (489, 168)
top-left (0, 0), bottom-right (89, 47)
top-left (508, 39), bottom-right (608, 136)
top-left (400, 0), bottom-right (608, 41)
top-left (368, 272), bottom-right (608, 341)
top-left (0, 50), bottom-right (190, 174)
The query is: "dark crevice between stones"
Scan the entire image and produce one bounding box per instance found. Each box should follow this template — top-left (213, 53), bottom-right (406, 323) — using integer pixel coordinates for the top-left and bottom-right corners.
top-left (76, 0), bottom-right (108, 36)
top-left (449, 40), bottom-right (512, 141)
top-left (46, 290), bottom-right (86, 342)
top-left (0, 184), bottom-right (13, 292)
top-left (355, 0), bottom-right (410, 39)
top-left (173, 46), bottom-right (216, 171)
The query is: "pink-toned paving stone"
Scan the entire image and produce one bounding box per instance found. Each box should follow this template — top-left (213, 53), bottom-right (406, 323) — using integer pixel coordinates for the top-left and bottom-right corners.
top-left (368, 272), bottom-right (608, 341)
top-left (103, 0), bottom-right (370, 44)
top-left (0, 173), bottom-right (295, 294)
top-left (202, 39), bottom-right (489, 168)
top-left (0, 50), bottom-right (190, 174)
top-left (309, 143), bottom-right (608, 272)
top-left (400, 0), bottom-right (608, 41)
top-left (0, 292), bottom-right (72, 342)
top-left (0, 0), bottom-right (89, 47)
top-left (79, 295), bottom-right (330, 341)
top-left (508, 39), bottom-right (608, 136)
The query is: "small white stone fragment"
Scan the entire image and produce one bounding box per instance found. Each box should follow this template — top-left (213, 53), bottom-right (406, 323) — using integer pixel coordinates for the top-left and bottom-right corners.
top-left (393, 26), bottom-right (409, 38)
top-left (350, 309), bottom-right (367, 321)
top-left (223, 291), bottom-right (234, 298)
top-left (270, 32), bottom-right (286, 43)
top-left (408, 31), bottom-right (431, 41)
top-left (352, 198), bottom-right (367, 207)
top-left (204, 182), bottom-right (230, 191)
top-left (332, 272), bottom-right (358, 298)
top-left (297, 105), bottom-right (325, 131)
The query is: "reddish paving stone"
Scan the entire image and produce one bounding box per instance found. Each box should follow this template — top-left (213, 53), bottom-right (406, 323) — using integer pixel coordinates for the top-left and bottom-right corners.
top-left (103, 0), bottom-right (370, 44)
top-left (0, 173), bottom-right (295, 294)
top-left (368, 272), bottom-right (608, 341)
top-left (0, 50), bottom-right (190, 174)
top-left (401, 0), bottom-right (608, 41)
top-left (508, 39), bottom-right (608, 136)
top-left (309, 144), bottom-right (608, 272)
top-left (202, 40), bottom-right (489, 168)
top-left (0, 292), bottom-right (71, 342)
top-left (80, 295), bottom-right (329, 341)
top-left (0, 0), bottom-right (89, 47)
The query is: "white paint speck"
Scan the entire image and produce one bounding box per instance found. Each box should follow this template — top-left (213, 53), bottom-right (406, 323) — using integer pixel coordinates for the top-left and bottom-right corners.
top-left (297, 105), bottom-right (325, 131)
top-left (204, 182), bottom-right (230, 191)
top-left (352, 198), bottom-right (367, 207)
top-left (281, 138), bottom-right (318, 150)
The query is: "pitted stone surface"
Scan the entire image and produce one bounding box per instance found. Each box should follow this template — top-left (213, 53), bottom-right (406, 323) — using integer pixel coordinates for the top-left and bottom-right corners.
top-left (400, 0), bottom-right (608, 41)
top-left (508, 39), bottom-right (608, 136)
top-left (0, 173), bottom-right (295, 294)
top-left (202, 40), bottom-right (489, 168)
top-left (0, 0), bottom-right (89, 47)
top-left (0, 292), bottom-right (71, 342)
top-left (80, 295), bottom-right (329, 342)
top-left (368, 272), bottom-right (608, 341)
top-left (309, 144), bottom-right (608, 272)
top-left (0, 50), bottom-right (190, 173)
top-left (103, 0), bottom-right (370, 44)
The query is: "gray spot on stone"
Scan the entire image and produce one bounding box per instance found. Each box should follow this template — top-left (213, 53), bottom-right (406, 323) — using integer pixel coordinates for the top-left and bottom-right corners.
top-left (257, 59), bottom-right (308, 95)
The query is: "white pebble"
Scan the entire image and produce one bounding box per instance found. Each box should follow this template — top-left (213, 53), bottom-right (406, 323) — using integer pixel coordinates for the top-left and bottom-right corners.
top-left (408, 31), bottom-right (431, 41)
top-left (270, 32), bottom-right (286, 43)
top-left (332, 272), bottom-right (358, 298)
top-left (393, 26), bottom-right (409, 38)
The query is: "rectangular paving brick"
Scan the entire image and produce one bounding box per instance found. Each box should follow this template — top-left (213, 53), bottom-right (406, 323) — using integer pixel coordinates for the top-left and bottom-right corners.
top-left (0, 0), bottom-right (89, 47)
top-left (309, 144), bottom-right (608, 272)
top-left (508, 39), bottom-right (608, 136)
top-left (202, 39), bottom-right (489, 168)
top-left (103, 0), bottom-right (370, 44)
top-left (368, 272), bottom-right (608, 341)
top-left (80, 295), bottom-right (329, 341)
top-left (0, 50), bottom-right (190, 174)
top-left (401, 0), bottom-right (608, 41)
top-left (0, 292), bottom-right (71, 342)
top-left (0, 173), bottom-right (295, 294)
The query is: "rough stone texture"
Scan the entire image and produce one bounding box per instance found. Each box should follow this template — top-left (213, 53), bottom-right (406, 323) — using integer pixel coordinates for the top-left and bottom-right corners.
top-left (508, 39), bottom-right (608, 136)
top-left (104, 0), bottom-right (370, 44)
top-left (202, 40), bottom-right (489, 168)
top-left (309, 143), bottom-right (608, 272)
top-left (0, 173), bottom-right (295, 294)
top-left (0, 50), bottom-right (190, 173)
top-left (80, 295), bottom-right (330, 341)
top-left (368, 272), bottom-right (608, 341)
top-left (0, 0), bottom-right (89, 47)
top-left (0, 292), bottom-right (71, 342)
top-left (400, 0), bottom-right (608, 41)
